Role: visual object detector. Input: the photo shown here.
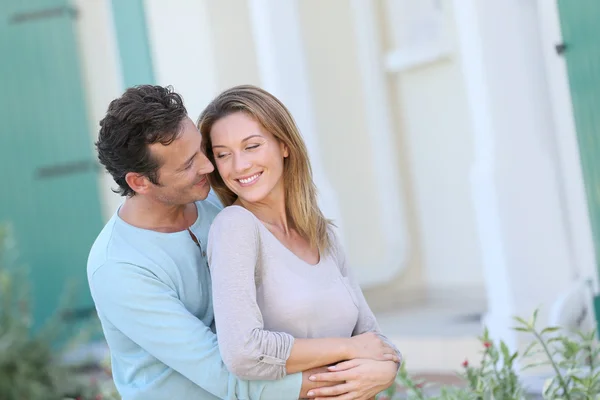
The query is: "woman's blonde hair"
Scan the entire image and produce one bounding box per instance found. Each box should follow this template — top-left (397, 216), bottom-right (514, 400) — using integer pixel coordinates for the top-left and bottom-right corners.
top-left (197, 85), bottom-right (332, 252)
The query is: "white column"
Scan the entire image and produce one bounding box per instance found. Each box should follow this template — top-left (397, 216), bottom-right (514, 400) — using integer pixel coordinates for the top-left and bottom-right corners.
top-left (247, 0), bottom-right (343, 231)
top-left (144, 0), bottom-right (219, 119)
top-left (452, 0), bottom-right (577, 349)
top-left (73, 0), bottom-right (125, 220)
top-left (348, 0), bottom-right (409, 280)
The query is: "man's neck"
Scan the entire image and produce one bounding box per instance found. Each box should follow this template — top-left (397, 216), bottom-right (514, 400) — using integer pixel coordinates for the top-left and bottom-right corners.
top-left (119, 195), bottom-right (197, 233)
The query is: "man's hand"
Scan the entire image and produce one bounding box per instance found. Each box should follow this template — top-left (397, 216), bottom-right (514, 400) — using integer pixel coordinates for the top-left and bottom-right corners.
top-left (305, 359), bottom-right (397, 400)
top-left (300, 366), bottom-right (343, 398)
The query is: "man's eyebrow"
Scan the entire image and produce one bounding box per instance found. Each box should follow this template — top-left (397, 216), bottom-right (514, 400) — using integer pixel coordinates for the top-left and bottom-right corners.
top-left (212, 134), bottom-right (263, 149)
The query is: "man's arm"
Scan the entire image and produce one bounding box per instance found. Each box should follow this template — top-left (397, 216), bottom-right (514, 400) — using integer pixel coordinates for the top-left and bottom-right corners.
top-left (300, 368), bottom-right (342, 398)
top-left (90, 261), bottom-right (302, 400)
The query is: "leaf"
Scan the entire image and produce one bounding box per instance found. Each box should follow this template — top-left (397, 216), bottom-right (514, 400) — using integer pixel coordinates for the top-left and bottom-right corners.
top-left (541, 326), bottom-right (561, 335)
top-left (513, 316), bottom-right (529, 327)
top-left (570, 375), bottom-right (585, 385)
top-left (521, 361), bottom-right (549, 371)
top-left (522, 341), bottom-right (538, 358)
top-left (509, 351), bottom-right (519, 364)
top-left (532, 308), bottom-right (539, 326)
top-left (543, 377), bottom-right (557, 396)
top-left (500, 341), bottom-right (510, 361)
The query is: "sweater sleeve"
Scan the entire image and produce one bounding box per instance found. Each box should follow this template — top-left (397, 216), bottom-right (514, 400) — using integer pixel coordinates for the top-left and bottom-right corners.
top-left (208, 206), bottom-right (295, 380)
top-left (330, 229), bottom-right (403, 366)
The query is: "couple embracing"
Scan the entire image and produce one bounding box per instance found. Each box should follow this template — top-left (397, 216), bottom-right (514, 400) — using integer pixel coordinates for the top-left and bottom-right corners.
top-left (88, 84), bottom-right (402, 400)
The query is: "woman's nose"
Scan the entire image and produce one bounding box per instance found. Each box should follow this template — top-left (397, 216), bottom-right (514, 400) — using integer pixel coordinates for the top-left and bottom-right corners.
top-left (233, 154), bottom-right (251, 173)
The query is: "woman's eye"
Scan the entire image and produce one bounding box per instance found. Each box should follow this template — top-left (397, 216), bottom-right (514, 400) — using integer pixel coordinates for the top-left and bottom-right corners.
top-left (246, 144), bottom-right (260, 150)
top-left (216, 152), bottom-right (228, 159)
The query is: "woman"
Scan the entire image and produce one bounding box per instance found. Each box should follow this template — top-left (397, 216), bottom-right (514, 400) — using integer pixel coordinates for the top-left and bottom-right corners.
top-left (198, 85), bottom-right (401, 397)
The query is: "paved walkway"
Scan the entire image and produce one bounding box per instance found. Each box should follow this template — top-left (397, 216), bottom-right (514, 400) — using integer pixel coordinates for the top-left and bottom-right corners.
top-left (364, 285), bottom-right (487, 373)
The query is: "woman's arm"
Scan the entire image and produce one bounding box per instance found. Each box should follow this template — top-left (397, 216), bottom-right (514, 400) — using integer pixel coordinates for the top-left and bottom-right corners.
top-left (208, 207), bottom-right (396, 381)
top-left (331, 229), bottom-right (403, 365)
top-left (285, 331), bottom-right (395, 374)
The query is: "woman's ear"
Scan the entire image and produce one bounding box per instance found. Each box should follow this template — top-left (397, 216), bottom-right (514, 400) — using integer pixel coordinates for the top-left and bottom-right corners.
top-left (281, 142), bottom-right (289, 158)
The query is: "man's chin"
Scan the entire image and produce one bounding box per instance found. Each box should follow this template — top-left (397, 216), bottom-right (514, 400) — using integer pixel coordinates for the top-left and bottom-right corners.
top-left (194, 187), bottom-right (211, 202)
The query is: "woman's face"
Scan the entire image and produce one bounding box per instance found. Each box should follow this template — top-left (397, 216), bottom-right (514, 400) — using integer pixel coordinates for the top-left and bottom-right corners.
top-left (210, 112), bottom-right (288, 204)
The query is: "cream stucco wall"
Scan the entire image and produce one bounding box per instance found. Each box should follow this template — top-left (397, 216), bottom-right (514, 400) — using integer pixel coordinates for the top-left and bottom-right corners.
top-left (146, 0), bottom-right (415, 288)
top-left (204, 0), bottom-right (261, 92)
top-left (297, 0), bottom-right (411, 287)
top-left (382, 0), bottom-right (485, 290)
top-left (78, 0), bottom-right (486, 293)
top-left (74, 0), bottom-right (124, 220)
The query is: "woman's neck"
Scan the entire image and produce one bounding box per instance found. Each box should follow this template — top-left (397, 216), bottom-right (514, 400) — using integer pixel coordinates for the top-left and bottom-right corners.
top-left (237, 188), bottom-right (291, 235)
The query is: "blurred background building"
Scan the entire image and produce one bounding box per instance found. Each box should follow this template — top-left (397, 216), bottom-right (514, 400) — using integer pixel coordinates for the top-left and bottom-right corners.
top-left (1, 0), bottom-right (599, 379)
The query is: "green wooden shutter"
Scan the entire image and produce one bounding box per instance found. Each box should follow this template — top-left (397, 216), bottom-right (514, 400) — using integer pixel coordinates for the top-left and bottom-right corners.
top-left (0, 0), bottom-right (104, 334)
top-left (111, 0), bottom-right (156, 87)
top-left (557, 0), bottom-right (600, 332)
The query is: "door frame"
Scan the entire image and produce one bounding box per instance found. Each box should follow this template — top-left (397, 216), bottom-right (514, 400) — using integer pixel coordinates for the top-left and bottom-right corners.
top-left (536, 0), bottom-right (598, 292)
top-left (73, 0), bottom-right (124, 220)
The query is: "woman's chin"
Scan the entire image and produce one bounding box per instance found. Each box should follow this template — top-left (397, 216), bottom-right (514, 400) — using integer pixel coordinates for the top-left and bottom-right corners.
top-left (235, 189), bottom-right (270, 205)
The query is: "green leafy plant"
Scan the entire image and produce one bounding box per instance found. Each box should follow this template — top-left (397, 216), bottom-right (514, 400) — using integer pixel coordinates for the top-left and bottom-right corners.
top-left (514, 310), bottom-right (600, 400)
top-left (382, 330), bottom-right (524, 400)
top-left (460, 328), bottom-right (524, 399)
top-left (380, 309), bottom-right (600, 400)
top-left (0, 223), bottom-right (118, 400)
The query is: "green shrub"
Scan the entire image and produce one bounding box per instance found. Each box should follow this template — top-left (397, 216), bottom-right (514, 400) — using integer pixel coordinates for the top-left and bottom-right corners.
top-left (382, 310), bottom-right (600, 400)
top-left (0, 223), bottom-right (118, 400)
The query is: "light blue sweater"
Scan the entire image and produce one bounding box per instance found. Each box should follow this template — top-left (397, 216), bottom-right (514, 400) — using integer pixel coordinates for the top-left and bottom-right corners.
top-left (87, 194), bottom-right (302, 400)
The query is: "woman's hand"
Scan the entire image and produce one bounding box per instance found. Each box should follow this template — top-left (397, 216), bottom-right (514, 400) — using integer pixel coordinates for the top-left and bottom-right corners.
top-left (347, 332), bottom-right (400, 363)
top-left (306, 358), bottom-right (398, 400)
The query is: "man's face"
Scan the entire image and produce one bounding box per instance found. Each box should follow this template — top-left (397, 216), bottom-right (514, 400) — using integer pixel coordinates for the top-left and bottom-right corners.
top-left (146, 117), bottom-right (214, 205)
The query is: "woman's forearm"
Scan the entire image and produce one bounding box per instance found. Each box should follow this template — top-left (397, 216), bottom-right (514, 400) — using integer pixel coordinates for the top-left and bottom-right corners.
top-left (285, 338), bottom-right (351, 374)
top-left (285, 332), bottom-right (398, 374)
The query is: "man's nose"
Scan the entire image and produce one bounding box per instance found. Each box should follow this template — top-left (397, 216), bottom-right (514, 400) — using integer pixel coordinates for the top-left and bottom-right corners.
top-left (198, 152), bottom-right (214, 174)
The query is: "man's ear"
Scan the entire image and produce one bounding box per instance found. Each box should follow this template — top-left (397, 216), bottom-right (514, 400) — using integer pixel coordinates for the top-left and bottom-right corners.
top-left (125, 172), bottom-right (152, 195)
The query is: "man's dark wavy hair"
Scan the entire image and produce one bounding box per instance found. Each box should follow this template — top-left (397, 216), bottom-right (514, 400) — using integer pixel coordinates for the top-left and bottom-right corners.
top-left (96, 85), bottom-right (188, 196)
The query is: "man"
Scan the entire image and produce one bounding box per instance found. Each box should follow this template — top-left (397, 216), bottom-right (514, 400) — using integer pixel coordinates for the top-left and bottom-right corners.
top-left (88, 85), bottom-right (397, 400)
